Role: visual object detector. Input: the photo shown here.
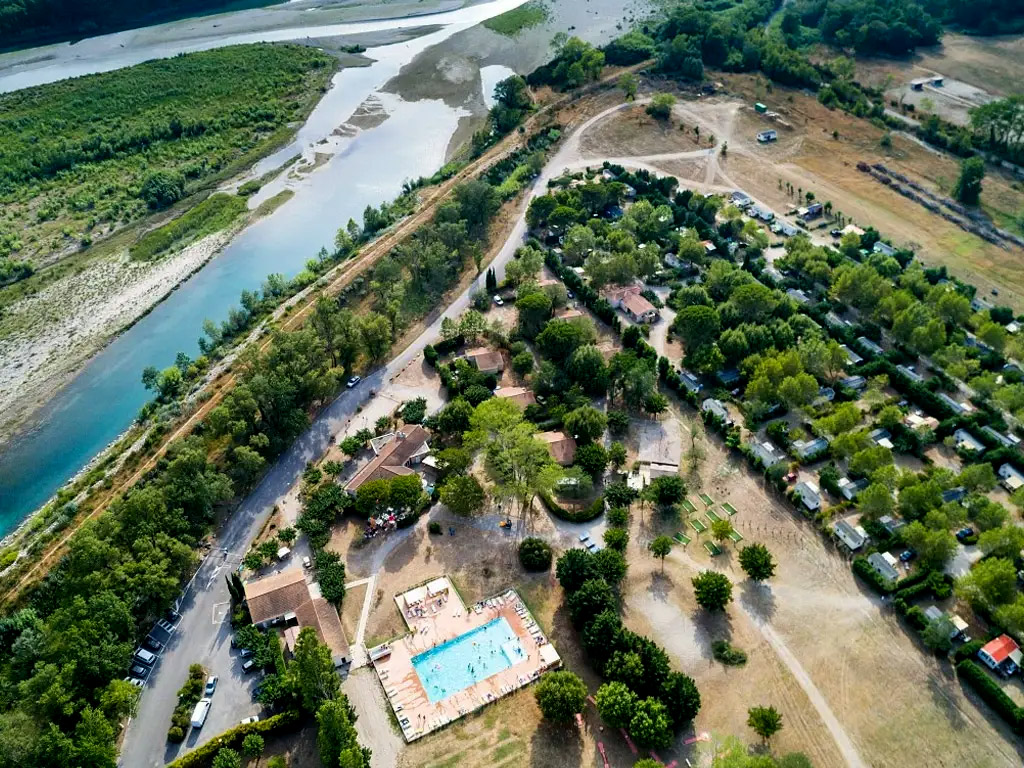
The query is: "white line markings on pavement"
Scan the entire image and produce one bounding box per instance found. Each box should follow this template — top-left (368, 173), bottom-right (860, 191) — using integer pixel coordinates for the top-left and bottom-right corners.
top-left (212, 601), bottom-right (231, 625)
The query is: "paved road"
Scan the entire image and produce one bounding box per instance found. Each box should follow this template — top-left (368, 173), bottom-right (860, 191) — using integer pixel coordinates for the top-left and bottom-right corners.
top-left (115, 127), bottom-right (571, 768)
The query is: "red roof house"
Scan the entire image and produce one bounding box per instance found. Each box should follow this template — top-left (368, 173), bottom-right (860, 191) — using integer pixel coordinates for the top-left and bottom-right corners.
top-left (978, 634), bottom-right (1021, 672)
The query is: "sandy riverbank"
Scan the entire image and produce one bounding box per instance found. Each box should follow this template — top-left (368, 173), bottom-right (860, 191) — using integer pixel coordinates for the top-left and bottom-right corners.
top-left (0, 228), bottom-right (240, 447)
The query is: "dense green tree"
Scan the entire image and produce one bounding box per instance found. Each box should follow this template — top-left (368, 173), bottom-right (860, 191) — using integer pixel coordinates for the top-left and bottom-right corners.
top-left (629, 698), bottom-right (672, 750)
top-left (568, 579), bottom-right (617, 627)
top-left (747, 705), bottom-right (783, 744)
top-left (595, 681), bottom-right (638, 729)
top-left (534, 671), bottom-right (588, 722)
top-left (291, 627), bottom-right (340, 713)
top-left (519, 538), bottom-right (553, 571)
top-left (738, 543), bottom-right (776, 581)
top-left (648, 536), bottom-right (673, 571)
top-left (660, 670), bottom-right (701, 727)
top-left (692, 570), bottom-right (733, 611)
top-left (440, 475), bottom-right (486, 517)
top-left (953, 156), bottom-right (985, 206)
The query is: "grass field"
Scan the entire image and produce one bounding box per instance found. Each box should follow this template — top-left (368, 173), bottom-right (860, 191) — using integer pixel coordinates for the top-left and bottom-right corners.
top-left (130, 193), bottom-right (246, 261)
top-left (483, 0), bottom-right (549, 37)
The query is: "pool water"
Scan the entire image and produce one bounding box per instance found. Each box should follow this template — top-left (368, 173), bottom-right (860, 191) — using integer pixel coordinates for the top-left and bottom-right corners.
top-left (412, 617), bottom-right (525, 702)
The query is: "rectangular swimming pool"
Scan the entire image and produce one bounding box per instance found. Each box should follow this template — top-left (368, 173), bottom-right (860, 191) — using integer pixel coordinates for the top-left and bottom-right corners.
top-left (412, 617), bottom-right (525, 702)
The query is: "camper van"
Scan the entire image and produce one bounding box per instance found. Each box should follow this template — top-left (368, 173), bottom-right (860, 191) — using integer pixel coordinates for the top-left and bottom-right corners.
top-left (191, 698), bottom-right (212, 729)
top-left (756, 130), bottom-right (778, 143)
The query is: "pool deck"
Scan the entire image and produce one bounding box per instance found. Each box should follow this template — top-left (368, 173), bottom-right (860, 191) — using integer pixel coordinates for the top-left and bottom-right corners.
top-left (368, 577), bottom-right (561, 742)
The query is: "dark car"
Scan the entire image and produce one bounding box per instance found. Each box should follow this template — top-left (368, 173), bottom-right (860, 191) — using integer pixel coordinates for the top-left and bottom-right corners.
top-left (956, 527), bottom-right (975, 542)
top-left (899, 549), bottom-right (915, 562)
top-left (240, 648), bottom-right (254, 659)
top-left (143, 637), bottom-right (163, 652)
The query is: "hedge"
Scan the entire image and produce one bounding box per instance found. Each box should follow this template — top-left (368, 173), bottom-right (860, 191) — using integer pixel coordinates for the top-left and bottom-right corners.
top-left (165, 710), bottom-right (300, 768)
top-left (851, 555), bottom-right (895, 594)
top-left (954, 639), bottom-right (985, 663)
top-left (539, 491), bottom-right (604, 523)
top-left (956, 659), bottom-right (1024, 734)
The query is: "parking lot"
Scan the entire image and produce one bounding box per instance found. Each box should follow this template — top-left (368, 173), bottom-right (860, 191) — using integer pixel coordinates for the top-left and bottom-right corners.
top-left (120, 550), bottom-right (269, 767)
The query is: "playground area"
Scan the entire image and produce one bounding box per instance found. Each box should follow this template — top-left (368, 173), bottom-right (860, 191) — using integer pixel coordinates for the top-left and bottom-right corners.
top-left (369, 577), bottom-right (561, 742)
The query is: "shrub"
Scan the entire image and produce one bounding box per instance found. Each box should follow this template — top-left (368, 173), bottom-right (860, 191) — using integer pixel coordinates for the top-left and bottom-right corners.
top-left (428, 521), bottom-right (443, 535)
top-left (519, 537), bottom-right (553, 571)
top-left (166, 711), bottom-right (301, 768)
top-left (852, 555), bottom-right (896, 594)
top-left (539, 491), bottom-right (604, 523)
top-left (954, 639), bottom-right (984, 662)
top-left (711, 639), bottom-right (747, 666)
top-left (956, 659), bottom-right (1024, 732)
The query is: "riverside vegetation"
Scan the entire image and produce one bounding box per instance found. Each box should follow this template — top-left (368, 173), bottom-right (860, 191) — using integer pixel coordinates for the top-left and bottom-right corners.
top-left (0, 72), bottom-right (555, 766)
top-left (0, 43), bottom-right (335, 302)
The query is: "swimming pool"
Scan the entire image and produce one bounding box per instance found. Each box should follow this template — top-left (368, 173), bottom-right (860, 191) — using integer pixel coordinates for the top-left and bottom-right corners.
top-left (412, 617), bottom-right (526, 702)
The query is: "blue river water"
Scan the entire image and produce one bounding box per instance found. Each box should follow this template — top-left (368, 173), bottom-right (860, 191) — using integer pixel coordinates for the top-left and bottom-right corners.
top-left (0, 17), bottom-right (486, 534)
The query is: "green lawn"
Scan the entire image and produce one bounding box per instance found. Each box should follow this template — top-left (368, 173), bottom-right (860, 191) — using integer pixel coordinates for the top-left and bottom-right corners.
top-left (483, 0), bottom-right (549, 36)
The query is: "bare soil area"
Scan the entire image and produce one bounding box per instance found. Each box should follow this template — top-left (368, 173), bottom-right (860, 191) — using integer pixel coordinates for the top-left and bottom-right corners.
top-left (633, 430), bottom-right (1024, 768)
top-left (605, 75), bottom-right (1024, 308)
top-left (856, 33), bottom-right (1024, 101)
top-left (579, 102), bottom-right (706, 158)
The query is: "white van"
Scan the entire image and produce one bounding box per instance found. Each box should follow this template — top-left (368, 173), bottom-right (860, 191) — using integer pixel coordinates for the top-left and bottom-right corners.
top-left (191, 698), bottom-right (212, 729)
top-left (133, 648), bottom-right (157, 666)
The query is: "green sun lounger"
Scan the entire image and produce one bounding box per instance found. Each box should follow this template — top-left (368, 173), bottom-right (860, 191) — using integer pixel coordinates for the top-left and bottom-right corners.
top-left (706, 508), bottom-right (723, 523)
top-left (690, 518), bottom-right (707, 534)
top-left (722, 502), bottom-right (738, 516)
top-left (673, 532), bottom-right (691, 545)
top-left (728, 529), bottom-right (744, 542)
top-left (704, 541), bottom-right (722, 556)
top-left (681, 499), bottom-right (697, 515)
top-left (699, 493), bottom-right (714, 507)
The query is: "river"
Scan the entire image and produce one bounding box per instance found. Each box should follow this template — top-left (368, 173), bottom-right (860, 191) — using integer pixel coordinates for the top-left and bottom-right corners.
top-left (0, 0), bottom-right (531, 536)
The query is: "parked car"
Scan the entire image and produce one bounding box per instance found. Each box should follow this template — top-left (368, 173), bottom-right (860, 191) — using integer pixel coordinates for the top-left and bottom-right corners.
top-left (143, 637), bottom-right (163, 652)
top-left (956, 527), bottom-right (975, 542)
top-left (346, 375), bottom-right (361, 389)
top-left (191, 698), bottom-right (212, 729)
top-left (130, 665), bottom-right (149, 677)
top-left (240, 715), bottom-right (260, 725)
top-left (133, 648), bottom-right (157, 666)
top-left (240, 647), bottom-right (254, 658)
top-left (492, 295), bottom-right (504, 306)
top-left (302, 555), bottom-right (312, 569)
top-left (205, 676), bottom-right (218, 696)
top-left (899, 549), bottom-right (915, 562)
top-left (124, 677), bottom-right (145, 688)
top-left (566, 290), bottom-right (574, 299)
top-left (242, 659), bottom-right (256, 673)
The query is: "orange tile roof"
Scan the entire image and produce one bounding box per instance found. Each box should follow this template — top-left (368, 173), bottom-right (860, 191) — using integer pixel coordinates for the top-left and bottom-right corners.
top-left (244, 569), bottom-right (310, 626)
top-left (538, 431), bottom-right (577, 465)
top-left (621, 292), bottom-right (657, 318)
top-left (345, 426), bottom-right (429, 492)
top-left (496, 387), bottom-right (537, 408)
